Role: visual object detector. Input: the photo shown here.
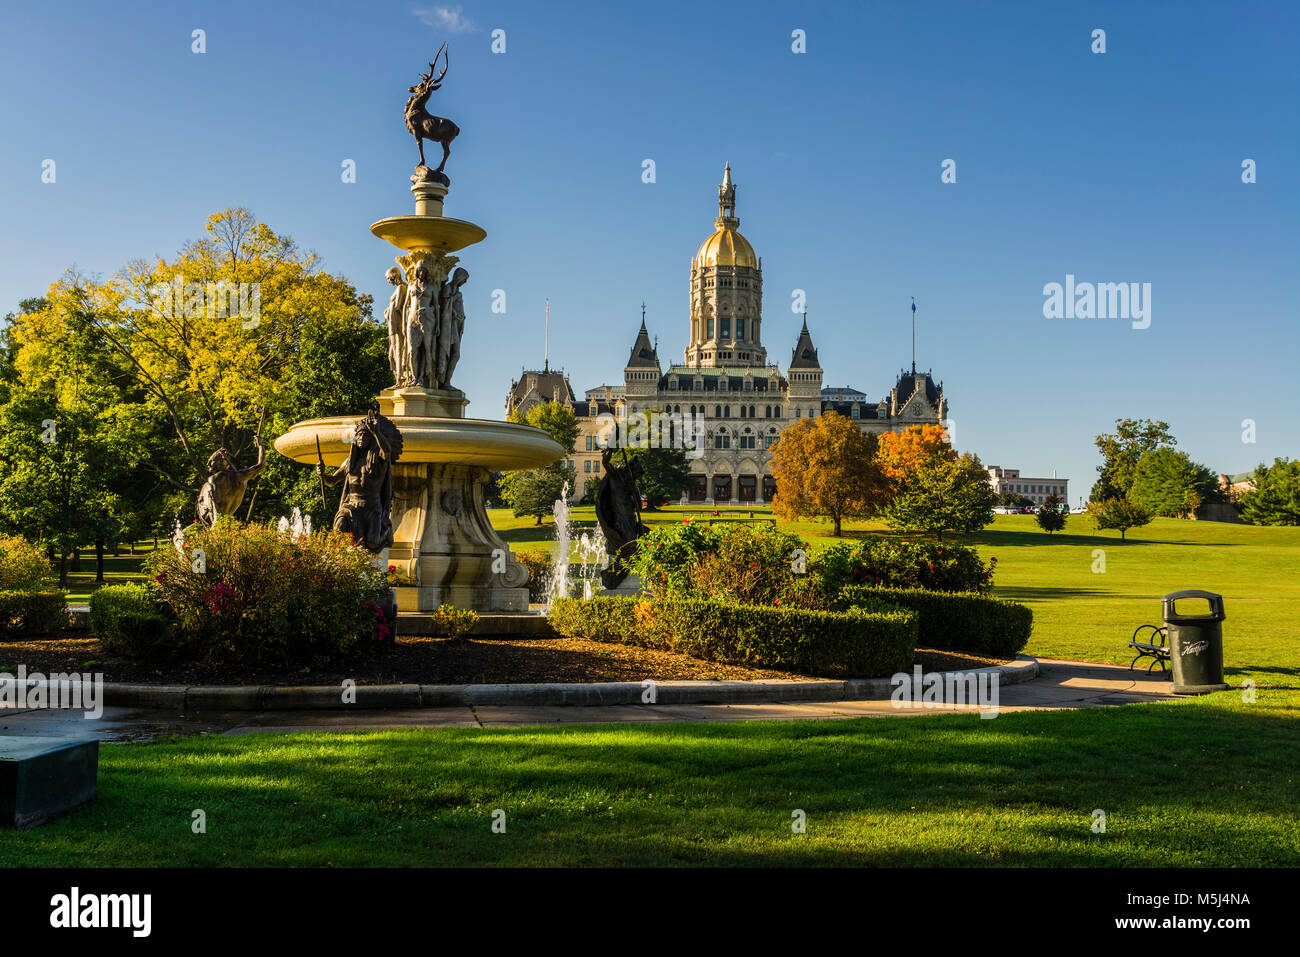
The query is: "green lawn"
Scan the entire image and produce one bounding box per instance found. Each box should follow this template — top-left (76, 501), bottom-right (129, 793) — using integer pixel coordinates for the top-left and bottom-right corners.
top-left (1, 691), bottom-right (1295, 866)
top-left (7, 511), bottom-right (1296, 866)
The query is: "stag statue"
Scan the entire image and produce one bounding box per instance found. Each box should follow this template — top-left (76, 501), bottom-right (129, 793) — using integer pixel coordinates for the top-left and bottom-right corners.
top-left (405, 43), bottom-right (460, 182)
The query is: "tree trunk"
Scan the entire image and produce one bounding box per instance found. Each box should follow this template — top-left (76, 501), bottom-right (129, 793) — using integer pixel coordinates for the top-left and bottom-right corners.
top-left (95, 538), bottom-right (106, 583)
top-left (535, 515), bottom-right (543, 525)
top-left (58, 552), bottom-right (68, 589)
top-left (70, 549), bottom-right (82, 572)
top-left (833, 514), bottom-right (842, 537)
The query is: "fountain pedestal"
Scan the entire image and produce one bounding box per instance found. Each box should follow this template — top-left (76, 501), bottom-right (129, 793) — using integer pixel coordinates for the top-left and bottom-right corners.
top-left (275, 389), bottom-right (561, 612)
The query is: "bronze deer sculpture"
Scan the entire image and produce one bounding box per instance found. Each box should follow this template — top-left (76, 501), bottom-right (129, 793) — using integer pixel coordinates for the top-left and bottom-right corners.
top-left (405, 43), bottom-right (460, 177)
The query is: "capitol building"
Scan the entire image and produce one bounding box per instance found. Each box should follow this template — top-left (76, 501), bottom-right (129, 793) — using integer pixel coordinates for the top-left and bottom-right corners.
top-left (507, 165), bottom-right (949, 503)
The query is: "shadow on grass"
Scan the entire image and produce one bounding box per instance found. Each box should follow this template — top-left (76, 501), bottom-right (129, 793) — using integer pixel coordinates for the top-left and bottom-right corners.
top-left (4, 696), bottom-right (1297, 867)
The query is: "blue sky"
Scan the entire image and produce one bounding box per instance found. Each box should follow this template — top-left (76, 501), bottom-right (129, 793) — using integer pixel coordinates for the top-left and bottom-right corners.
top-left (1, 0), bottom-right (1295, 499)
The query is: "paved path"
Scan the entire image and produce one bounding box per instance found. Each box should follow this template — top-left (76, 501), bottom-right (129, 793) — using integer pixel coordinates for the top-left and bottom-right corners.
top-left (0, 660), bottom-right (1180, 742)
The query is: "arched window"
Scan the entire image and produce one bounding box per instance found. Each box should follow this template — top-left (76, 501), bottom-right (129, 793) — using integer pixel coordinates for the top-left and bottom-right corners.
top-left (714, 405), bottom-right (721, 418)
top-left (724, 405), bottom-right (731, 418)
top-left (740, 406), bottom-right (746, 418)
top-left (765, 405), bottom-right (771, 418)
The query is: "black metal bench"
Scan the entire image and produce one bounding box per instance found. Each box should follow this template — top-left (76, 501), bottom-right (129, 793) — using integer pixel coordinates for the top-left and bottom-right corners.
top-left (1128, 623), bottom-right (1170, 672)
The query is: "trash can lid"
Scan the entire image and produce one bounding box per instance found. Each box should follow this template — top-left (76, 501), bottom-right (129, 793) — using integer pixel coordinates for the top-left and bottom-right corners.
top-left (1162, 589), bottom-right (1225, 622)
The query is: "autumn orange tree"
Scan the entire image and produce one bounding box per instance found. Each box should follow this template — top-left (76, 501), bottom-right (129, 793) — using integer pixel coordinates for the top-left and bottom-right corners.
top-left (874, 423), bottom-right (954, 482)
top-left (769, 411), bottom-right (887, 536)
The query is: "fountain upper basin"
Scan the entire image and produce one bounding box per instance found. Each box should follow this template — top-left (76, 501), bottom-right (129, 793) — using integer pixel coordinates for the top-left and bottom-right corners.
top-left (274, 415), bottom-right (562, 470)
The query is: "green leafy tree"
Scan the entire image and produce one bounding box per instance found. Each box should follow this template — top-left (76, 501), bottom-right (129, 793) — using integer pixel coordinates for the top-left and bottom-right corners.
top-left (1240, 458), bottom-right (1300, 526)
top-left (1128, 447), bottom-right (1220, 518)
top-left (998, 491), bottom-right (1034, 508)
top-left (620, 446), bottom-right (691, 508)
top-left (502, 401), bottom-right (577, 518)
top-left (1091, 418), bottom-right (1176, 502)
top-left (1088, 498), bottom-right (1152, 541)
top-left (510, 461), bottom-right (577, 525)
top-left (1035, 493), bottom-right (1067, 534)
top-left (881, 451), bottom-right (997, 540)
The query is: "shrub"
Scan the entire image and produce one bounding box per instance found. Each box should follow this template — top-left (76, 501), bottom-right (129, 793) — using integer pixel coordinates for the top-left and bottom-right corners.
top-left (144, 520), bottom-right (389, 665)
top-left (686, 523), bottom-right (818, 607)
top-left (549, 596), bottom-right (916, 678)
top-left (515, 551), bottom-right (552, 603)
top-left (0, 534), bottom-right (52, 591)
top-left (815, 537), bottom-right (995, 595)
top-left (548, 596), bottom-right (640, 643)
top-left (89, 583), bottom-right (175, 658)
top-left (834, 585), bottom-right (1032, 657)
top-left (0, 589), bottom-right (68, 637)
top-left (430, 604), bottom-right (478, 642)
top-left (625, 519), bottom-right (716, 598)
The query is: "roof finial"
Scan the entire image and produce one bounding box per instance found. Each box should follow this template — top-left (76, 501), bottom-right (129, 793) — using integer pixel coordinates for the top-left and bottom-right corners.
top-left (717, 163), bottom-right (738, 226)
top-left (801, 309), bottom-right (808, 333)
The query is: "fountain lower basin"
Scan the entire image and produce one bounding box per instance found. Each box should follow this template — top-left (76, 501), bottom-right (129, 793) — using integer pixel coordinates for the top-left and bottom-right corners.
top-left (274, 389), bottom-right (562, 612)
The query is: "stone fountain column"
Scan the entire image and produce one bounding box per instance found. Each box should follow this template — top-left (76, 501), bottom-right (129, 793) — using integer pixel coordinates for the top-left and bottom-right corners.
top-left (274, 173), bottom-right (562, 612)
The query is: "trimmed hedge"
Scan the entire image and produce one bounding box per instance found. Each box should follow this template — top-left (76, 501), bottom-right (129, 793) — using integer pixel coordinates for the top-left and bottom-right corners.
top-left (833, 585), bottom-right (1032, 657)
top-left (549, 596), bottom-right (916, 678)
top-left (0, 589), bottom-right (68, 637)
top-left (89, 583), bottom-right (175, 658)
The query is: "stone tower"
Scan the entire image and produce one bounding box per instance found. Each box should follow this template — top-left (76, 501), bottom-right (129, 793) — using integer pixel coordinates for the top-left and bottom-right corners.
top-left (684, 164), bottom-right (767, 368)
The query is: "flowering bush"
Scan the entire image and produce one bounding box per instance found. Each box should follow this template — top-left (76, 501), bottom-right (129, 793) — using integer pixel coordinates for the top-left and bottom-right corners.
top-left (625, 520), bottom-right (717, 599)
top-left (814, 537), bottom-right (995, 595)
top-left (143, 520), bottom-right (390, 665)
top-left (0, 535), bottom-right (66, 636)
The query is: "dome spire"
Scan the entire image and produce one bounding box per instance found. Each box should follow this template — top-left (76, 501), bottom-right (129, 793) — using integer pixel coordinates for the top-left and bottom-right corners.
top-left (716, 162), bottom-right (738, 228)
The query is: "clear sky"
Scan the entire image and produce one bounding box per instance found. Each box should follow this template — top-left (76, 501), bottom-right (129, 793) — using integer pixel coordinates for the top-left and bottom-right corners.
top-left (1, 0), bottom-right (1295, 500)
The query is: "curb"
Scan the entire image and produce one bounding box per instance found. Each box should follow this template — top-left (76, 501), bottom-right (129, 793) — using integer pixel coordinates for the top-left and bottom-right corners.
top-left (96, 656), bottom-right (1039, 711)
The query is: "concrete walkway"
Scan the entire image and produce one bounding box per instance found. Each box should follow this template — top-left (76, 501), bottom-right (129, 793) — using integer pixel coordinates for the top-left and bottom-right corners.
top-left (0, 659), bottom-right (1180, 742)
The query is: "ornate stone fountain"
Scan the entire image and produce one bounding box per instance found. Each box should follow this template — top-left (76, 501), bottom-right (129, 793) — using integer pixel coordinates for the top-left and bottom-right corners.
top-left (274, 48), bottom-right (562, 611)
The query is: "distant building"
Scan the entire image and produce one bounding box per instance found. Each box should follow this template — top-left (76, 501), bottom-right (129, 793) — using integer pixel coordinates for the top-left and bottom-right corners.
top-left (1217, 472), bottom-right (1255, 503)
top-left (986, 466), bottom-right (1068, 505)
top-left (504, 364), bottom-right (575, 419)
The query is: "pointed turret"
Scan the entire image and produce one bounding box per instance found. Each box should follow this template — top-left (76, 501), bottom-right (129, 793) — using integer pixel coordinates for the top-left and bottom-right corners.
top-left (789, 312), bottom-right (819, 369)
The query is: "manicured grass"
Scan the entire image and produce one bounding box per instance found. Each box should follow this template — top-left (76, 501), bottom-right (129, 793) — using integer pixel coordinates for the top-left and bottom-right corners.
top-left (2, 691), bottom-right (1296, 866)
top-left (6, 512), bottom-right (1293, 866)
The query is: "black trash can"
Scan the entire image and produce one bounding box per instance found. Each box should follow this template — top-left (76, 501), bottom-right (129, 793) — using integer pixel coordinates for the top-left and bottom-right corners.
top-left (1162, 589), bottom-right (1230, 694)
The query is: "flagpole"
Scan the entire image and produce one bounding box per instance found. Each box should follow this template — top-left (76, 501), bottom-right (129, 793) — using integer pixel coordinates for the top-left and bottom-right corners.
top-left (911, 297), bottom-right (916, 374)
top-left (544, 298), bottom-right (550, 373)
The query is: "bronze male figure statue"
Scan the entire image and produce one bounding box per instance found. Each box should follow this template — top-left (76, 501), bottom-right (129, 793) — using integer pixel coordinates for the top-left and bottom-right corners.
top-left (195, 437), bottom-right (266, 527)
top-left (318, 410), bottom-right (404, 553)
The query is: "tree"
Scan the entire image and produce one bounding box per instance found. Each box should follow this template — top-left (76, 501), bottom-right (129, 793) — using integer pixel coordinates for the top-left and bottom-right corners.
top-left (510, 461), bottom-right (576, 525)
top-left (620, 446), bottom-right (691, 508)
top-left (881, 451), bottom-right (997, 540)
top-left (81, 208), bottom-right (373, 497)
top-left (769, 412), bottom-right (887, 536)
top-left (1240, 458), bottom-right (1300, 526)
top-left (0, 292), bottom-right (157, 584)
top-left (875, 423), bottom-right (954, 482)
top-left (1036, 493), bottom-right (1067, 534)
top-left (501, 401), bottom-right (578, 520)
top-left (1091, 418), bottom-right (1176, 502)
top-left (509, 401), bottom-right (578, 454)
top-left (999, 491), bottom-right (1034, 508)
top-left (1128, 447), bottom-right (1219, 518)
top-left (1088, 498), bottom-right (1151, 541)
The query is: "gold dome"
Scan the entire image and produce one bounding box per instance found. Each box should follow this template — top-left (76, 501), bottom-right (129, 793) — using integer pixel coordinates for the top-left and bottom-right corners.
top-left (694, 227), bottom-right (758, 269)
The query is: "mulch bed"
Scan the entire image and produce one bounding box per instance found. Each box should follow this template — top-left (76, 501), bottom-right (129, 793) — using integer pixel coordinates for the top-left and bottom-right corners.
top-left (0, 635), bottom-right (1013, 687)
